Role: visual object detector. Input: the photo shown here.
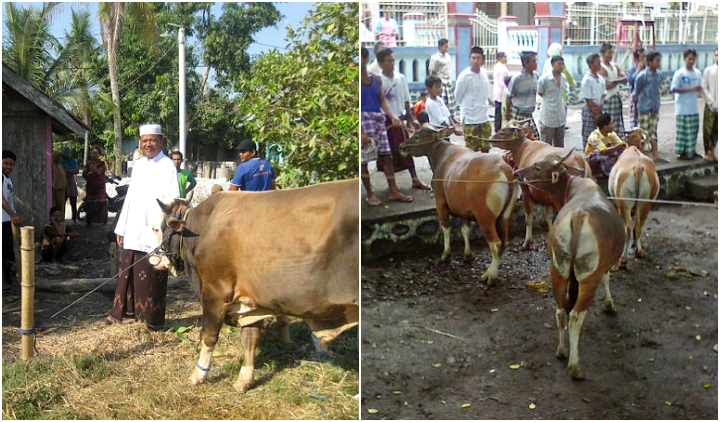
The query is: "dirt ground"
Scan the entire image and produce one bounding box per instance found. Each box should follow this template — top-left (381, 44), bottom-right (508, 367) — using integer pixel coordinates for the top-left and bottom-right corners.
top-left (361, 205), bottom-right (718, 419)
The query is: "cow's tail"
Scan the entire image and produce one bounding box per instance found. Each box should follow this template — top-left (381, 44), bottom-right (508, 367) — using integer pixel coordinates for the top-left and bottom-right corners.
top-left (564, 211), bottom-right (585, 315)
top-left (499, 172), bottom-right (519, 245)
top-left (632, 163), bottom-right (644, 213)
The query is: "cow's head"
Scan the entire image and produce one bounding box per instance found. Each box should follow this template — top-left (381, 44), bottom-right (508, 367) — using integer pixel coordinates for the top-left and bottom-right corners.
top-left (514, 149), bottom-right (575, 187)
top-left (150, 190), bottom-right (198, 276)
top-left (487, 120), bottom-right (529, 151)
top-left (622, 128), bottom-right (650, 153)
top-left (399, 124), bottom-right (455, 157)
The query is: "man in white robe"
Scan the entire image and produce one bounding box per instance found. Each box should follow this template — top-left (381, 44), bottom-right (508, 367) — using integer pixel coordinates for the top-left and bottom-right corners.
top-left (102, 124), bottom-right (179, 330)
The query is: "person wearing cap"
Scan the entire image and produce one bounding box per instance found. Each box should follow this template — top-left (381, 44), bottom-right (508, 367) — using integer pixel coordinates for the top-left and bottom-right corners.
top-left (170, 151), bottom-right (196, 198)
top-left (229, 139), bottom-right (276, 191)
top-left (102, 124), bottom-right (179, 330)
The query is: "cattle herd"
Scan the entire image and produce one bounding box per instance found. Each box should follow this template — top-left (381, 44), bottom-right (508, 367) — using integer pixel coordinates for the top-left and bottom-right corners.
top-left (401, 121), bottom-right (660, 380)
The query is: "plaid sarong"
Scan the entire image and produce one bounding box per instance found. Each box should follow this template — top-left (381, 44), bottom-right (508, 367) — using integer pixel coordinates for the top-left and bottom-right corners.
top-left (637, 111), bottom-right (659, 142)
top-left (463, 122), bottom-right (492, 152)
top-left (582, 105), bottom-right (596, 150)
top-left (703, 104), bottom-right (718, 153)
top-left (441, 82), bottom-right (456, 120)
top-left (510, 107), bottom-right (540, 140)
top-left (675, 114), bottom-right (700, 157)
top-left (628, 91), bottom-right (638, 129)
top-left (361, 111), bottom-right (392, 164)
top-left (602, 93), bottom-right (625, 133)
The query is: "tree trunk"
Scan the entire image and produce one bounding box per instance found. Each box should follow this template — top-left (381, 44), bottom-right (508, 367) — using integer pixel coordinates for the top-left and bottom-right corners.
top-left (109, 45), bottom-right (122, 175)
top-left (84, 109), bottom-right (91, 164)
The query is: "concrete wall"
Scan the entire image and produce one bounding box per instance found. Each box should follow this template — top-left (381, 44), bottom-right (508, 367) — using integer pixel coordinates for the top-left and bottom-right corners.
top-left (2, 88), bottom-right (50, 236)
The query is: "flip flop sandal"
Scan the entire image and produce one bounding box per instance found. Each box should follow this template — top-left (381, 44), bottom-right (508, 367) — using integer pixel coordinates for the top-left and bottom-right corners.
top-left (365, 197), bottom-right (381, 206)
top-left (389, 195), bottom-right (413, 203)
top-left (94, 317), bottom-right (117, 330)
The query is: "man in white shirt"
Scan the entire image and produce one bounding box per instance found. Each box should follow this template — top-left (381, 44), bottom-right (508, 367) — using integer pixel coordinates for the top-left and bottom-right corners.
top-left (2, 150), bottom-right (21, 293)
top-left (599, 43), bottom-right (628, 133)
top-left (104, 124), bottom-right (180, 330)
top-left (429, 38), bottom-right (456, 120)
top-left (702, 48), bottom-right (718, 161)
top-left (580, 53), bottom-right (606, 150)
top-left (493, 52), bottom-right (509, 133)
top-left (376, 48), bottom-right (428, 190)
top-left (455, 46), bottom-right (493, 152)
top-left (538, 56), bottom-right (568, 147)
top-left (367, 41), bottom-right (385, 75)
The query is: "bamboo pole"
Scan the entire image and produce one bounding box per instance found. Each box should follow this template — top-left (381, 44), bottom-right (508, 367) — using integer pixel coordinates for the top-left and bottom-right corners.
top-left (20, 226), bottom-right (35, 361)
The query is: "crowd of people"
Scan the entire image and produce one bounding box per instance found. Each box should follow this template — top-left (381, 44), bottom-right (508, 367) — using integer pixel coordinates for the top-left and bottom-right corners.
top-left (361, 40), bottom-right (719, 200)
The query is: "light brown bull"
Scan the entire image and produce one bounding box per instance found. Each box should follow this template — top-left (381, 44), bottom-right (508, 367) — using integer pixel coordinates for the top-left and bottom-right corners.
top-left (489, 120), bottom-right (592, 249)
top-left (400, 124), bottom-right (518, 285)
top-left (515, 151), bottom-right (625, 379)
top-left (608, 128), bottom-right (659, 268)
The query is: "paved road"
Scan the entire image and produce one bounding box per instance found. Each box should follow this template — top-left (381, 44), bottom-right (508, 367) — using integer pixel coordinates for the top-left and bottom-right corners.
top-left (364, 100), bottom-right (712, 199)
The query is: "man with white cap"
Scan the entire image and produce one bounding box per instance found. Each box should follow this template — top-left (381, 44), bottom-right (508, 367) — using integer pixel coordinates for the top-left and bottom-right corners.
top-left (101, 124), bottom-right (179, 330)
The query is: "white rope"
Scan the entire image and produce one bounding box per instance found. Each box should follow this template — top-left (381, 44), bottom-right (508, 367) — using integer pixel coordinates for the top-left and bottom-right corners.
top-left (607, 196), bottom-right (716, 207)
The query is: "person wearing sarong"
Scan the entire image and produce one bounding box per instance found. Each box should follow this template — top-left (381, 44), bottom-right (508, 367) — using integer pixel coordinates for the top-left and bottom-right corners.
top-left (61, 146), bottom-right (80, 225)
top-left (82, 146), bottom-right (108, 226)
top-left (51, 151), bottom-right (67, 212)
top-left (102, 124), bottom-right (179, 330)
top-left (627, 48), bottom-right (646, 129)
top-left (375, 48), bottom-right (428, 190)
top-left (671, 49), bottom-right (703, 160)
top-left (701, 48), bottom-right (718, 162)
top-left (455, 46), bottom-right (493, 152)
top-left (584, 113), bottom-right (626, 178)
top-left (506, 52), bottom-right (540, 140)
top-left (580, 53), bottom-right (606, 151)
top-left (599, 44), bottom-right (627, 133)
top-left (633, 51), bottom-right (665, 162)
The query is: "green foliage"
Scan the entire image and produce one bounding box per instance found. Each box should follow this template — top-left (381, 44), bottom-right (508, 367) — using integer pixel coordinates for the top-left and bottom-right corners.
top-left (72, 354), bottom-right (109, 381)
top-left (236, 3), bottom-right (359, 187)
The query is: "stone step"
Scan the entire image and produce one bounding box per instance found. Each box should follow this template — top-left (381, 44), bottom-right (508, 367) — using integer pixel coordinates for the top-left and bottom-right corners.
top-left (685, 174), bottom-right (718, 201)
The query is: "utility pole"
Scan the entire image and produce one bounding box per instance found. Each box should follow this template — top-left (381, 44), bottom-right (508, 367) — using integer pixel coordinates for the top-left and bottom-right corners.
top-left (178, 26), bottom-right (186, 169)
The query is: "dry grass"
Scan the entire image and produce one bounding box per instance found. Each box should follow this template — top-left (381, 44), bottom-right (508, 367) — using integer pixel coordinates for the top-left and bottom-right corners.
top-left (2, 285), bottom-right (358, 420)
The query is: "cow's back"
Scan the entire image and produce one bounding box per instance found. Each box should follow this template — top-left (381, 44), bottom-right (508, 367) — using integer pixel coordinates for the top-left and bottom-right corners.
top-left (189, 179), bottom-right (358, 318)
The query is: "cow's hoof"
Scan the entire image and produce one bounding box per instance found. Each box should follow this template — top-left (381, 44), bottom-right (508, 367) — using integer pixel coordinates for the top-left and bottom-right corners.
top-left (556, 347), bottom-right (568, 359)
top-left (480, 273), bottom-right (496, 287)
top-left (635, 249), bottom-right (645, 259)
top-left (233, 381), bottom-right (252, 394)
top-left (463, 253), bottom-right (473, 262)
top-left (440, 252), bottom-right (450, 262)
top-left (602, 301), bottom-right (617, 314)
top-left (189, 375), bottom-right (205, 386)
top-left (568, 366), bottom-right (586, 380)
top-left (521, 241), bottom-right (531, 250)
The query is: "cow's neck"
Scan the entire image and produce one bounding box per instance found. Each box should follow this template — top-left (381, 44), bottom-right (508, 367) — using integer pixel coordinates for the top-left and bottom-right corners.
top-left (513, 139), bottom-right (532, 163)
top-left (428, 140), bottom-right (454, 172)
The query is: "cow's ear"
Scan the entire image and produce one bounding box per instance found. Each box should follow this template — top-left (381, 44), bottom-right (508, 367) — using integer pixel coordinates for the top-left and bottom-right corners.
top-left (181, 228), bottom-right (199, 238)
top-left (157, 199), bottom-right (174, 215)
top-left (551, 170), bottom-right (561, 184)
top-left (167, 216), bottom-right (185, 232)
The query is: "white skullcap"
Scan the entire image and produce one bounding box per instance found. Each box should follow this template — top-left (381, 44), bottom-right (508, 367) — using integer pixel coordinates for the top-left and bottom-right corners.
top-left (139, 124), bottom-right (162, 136)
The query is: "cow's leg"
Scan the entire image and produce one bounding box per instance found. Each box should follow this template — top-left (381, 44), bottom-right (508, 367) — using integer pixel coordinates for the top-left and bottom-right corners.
top-left (189, 302), bottom-right (225, 386)
top-left (617, 202), bottom-right (632, 269)
top-left (634, 204), bottom-right (651, 258)
top-left (234, 323), bottom-right (261, 393)
top-left (556, 307), bottom-right (569, 359)
top-left (437, 203), bottom-right (452, 261)
top-left (601, 272), bottom-right (616, 313)
top-left (544, 205), bottom-right (554, 229)
top-left (477, 213), bottom-right (502, 285)
top-left (461, 219), bottom-right (473, 261)
top-left (276, 316), bottom-right (292, 343)
top-left (567, 309), bottom-right (588, 380)
top-left (521, 190), bottom-right (534, 249)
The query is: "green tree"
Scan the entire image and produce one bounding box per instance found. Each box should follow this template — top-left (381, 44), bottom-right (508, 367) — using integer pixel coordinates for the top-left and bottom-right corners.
top-left (98, 2), bottom-right (157, 173)
top-left (236, 2), bottom-right (359, 187)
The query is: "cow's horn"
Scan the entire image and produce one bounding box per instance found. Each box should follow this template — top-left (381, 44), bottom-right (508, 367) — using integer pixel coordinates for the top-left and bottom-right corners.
top-left (184, 190), bottom-right (194, 204)
top-left (557, 148), bottom-right (575, 165)
top-left (157, 198), bottom-right (174, 214)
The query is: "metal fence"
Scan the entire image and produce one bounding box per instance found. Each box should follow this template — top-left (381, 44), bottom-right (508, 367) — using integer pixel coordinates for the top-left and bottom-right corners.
top-left (565, 4), bottom-right (718, 46)
top-left (470, 8), bottom-right (499, 69)
top-left (360, 2), bottom-right (447, 48)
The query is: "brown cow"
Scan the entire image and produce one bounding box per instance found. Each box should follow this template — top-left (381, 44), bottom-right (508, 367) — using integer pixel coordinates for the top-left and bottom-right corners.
top-left (608, 128), bottom-right (659, 268)
top-left (399, 124), bottom-right (518, 285)
top-left (489, 120), bottom-right (592, 249)
top-left (515, 151), bottom-right (625, 379)
top-left (153, 179), bottom-right (359, 393)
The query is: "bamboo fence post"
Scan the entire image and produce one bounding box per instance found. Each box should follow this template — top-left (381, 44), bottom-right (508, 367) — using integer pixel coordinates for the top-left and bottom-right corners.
top-left (20, 226), bottom-right (35, 361)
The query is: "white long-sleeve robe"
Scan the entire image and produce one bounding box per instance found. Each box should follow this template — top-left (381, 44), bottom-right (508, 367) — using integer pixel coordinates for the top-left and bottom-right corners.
top-left (114, 151), bottom-right (179, 253)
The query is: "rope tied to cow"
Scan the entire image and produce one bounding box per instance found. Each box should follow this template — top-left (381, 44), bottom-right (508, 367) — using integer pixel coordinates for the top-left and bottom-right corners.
top-left (17, 230), bottom-right (174, 355)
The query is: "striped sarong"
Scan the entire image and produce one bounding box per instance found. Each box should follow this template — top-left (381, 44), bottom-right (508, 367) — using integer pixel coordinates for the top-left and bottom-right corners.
top-left (510, 107), bottom-right (539, 140)
top-left (377, 115), bottom-right (417, 173)
top-left (581, 105), bottom-right (596, 150)
top-left (361, 111), bottom-right (392, 164)
top-left (601, 93), bottom-right (624, 133)
top-left (628, 91), bottom-right (638, 129)
top-left (441, 82), bottom-right (456, 120)
top-left (675, 114), bottom-right (700, 157)
top-left (703, 104), bottom-right (718, 153)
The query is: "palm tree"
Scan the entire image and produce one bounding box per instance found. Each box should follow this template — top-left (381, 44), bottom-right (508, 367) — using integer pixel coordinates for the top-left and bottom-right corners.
top-left (2, 2), bottom-right (60, 89)
top-left (98, 2), bottom-right (157, 173)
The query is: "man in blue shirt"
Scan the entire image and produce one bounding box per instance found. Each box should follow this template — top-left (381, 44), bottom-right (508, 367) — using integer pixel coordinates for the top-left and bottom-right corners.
top-left (632, 51), bottom-right (665, 162)
top-left (229, 139), bottom-right (276, 191)
top-left (671, 49), bottom-right (704, 160)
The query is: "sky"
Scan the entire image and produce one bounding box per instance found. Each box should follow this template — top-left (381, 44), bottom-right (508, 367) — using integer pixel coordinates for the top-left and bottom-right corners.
top-left (10, 2), bottom-right (315, 66)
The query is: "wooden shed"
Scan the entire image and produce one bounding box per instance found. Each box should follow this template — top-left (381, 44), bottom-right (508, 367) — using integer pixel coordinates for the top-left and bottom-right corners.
top-left (2, 63), bottom-right (90, 236)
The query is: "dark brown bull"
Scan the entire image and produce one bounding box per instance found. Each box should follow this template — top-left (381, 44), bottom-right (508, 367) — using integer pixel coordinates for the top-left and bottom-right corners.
top-left (515, 151), bottom-right (625, 379)
top-left (400, 124), bottom-right (518, 284)
top-left (154, 179), bottom-right (359, 393)
top-left (489, 120), bottom-right (592, 249)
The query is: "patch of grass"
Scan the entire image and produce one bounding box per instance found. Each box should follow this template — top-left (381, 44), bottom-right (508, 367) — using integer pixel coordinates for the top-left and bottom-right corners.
top-left (72, 354), bottom-right (109, 381)
top-left (2, 359), bottom-right (64, 420)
